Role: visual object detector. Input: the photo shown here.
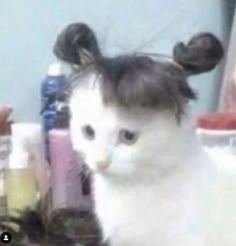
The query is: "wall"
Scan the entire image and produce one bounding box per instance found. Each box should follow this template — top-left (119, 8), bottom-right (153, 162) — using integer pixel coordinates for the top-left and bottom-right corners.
top-left (0, 0), bottom-right (233, 121)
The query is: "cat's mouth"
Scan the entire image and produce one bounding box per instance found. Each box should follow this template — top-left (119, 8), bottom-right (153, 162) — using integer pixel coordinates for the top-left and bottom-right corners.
top-left (92, 163), bottom-right (110, 174)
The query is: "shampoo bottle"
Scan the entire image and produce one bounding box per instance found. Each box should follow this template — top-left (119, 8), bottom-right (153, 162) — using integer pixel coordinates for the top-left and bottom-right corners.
top-left (49, 99), bottom-right (93, 210)
top-left (6, 148), bottom-right (37, 217)
top-left (41, 63), bottom-right (67, 163)
top-left (49, 129), bottom-right (83, 209)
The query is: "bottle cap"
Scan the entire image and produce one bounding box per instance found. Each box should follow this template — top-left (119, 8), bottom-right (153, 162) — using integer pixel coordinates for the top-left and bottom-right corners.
top-left (11, 123), bottom-right (43, 151)
top-left (8, 148), bottom-right (29, 169)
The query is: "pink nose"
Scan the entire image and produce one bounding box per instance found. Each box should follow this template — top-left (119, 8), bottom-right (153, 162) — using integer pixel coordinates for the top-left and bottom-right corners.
top-left (95, 162), bottom-right (110, 172)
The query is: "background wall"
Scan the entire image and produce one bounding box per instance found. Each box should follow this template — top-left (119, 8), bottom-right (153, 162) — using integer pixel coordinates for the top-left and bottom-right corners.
top-left (0, 0), bottom-right (234, 121)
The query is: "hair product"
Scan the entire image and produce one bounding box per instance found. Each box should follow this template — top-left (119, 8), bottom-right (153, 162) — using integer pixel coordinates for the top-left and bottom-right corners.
top-left (41, 63), bottom-right (67, 163)
top-left (49, 129), bottom-right (83, 209)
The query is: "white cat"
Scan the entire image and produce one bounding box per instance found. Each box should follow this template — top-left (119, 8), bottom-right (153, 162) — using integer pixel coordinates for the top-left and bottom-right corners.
top-left (54, 23), bottom-right (228, 245)
top-left (70, 77), bottom-right (208, 246)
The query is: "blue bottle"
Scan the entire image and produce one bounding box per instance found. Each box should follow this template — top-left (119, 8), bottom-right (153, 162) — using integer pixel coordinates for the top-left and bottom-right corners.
top-left (41, 63), bottom-right (66, 120)
top-left (41, 63), bottom-right (67, 163)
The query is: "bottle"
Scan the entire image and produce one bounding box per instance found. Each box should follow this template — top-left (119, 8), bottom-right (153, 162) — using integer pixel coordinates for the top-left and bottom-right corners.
top-left (54, 93), bottom-right (70, 129)
top-left (41, 63), bottom-right (67, 131)
top-left (49, 129), bottom-right (83, 210)
top-left (49, 100), bottom-right (93, 210)
top-left (6, 147), bottom-right (37, 217)
top-left (41, 62), bottom-right (67, 162)
top-left (11, 123), bottom-right (50, 199)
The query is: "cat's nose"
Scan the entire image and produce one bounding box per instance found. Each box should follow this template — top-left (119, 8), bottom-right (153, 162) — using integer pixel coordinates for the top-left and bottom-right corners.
top-left (95, 161), bottom-right (110, 172)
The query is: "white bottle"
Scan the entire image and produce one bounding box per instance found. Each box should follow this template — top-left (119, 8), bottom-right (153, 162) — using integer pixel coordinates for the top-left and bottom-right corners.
top-left (11, 123), bottom-right (50, 199)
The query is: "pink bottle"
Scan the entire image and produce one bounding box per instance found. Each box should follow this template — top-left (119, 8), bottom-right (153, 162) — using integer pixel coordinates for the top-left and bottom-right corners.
top-left (49, 129), bottom-right (93, 210)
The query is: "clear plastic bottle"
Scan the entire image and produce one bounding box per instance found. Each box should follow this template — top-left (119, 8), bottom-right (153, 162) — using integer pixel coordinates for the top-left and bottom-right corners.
top-left (6, 148), bottom-right (37, 217)
top-left (11, 123), bottom-right (49, 199)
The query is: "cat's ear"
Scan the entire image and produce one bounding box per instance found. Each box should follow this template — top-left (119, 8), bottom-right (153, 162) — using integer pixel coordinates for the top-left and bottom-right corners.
top-left (173, 33), bottom-right (224, 76)
top-left (53, 23), bottom-right (102, 66)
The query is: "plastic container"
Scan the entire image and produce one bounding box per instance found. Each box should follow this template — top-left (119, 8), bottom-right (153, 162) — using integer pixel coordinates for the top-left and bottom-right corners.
top-left (49, 129), bottom-right (84, 209)
top-left (41, 63), bottom-right (67, 131)
top-left (196, 113), bottom-right (236, 147)
top-left (11, 123), bottom-right (50, 198)
top-left (6, 148), bottom-right (37, 217)
top-left (41, 63), bottom-right (66, 114)
top-left (41, 63), bottom-right (67, 162)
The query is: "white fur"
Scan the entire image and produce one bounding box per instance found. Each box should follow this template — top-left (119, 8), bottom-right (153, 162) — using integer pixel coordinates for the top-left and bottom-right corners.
top-left (69, 73), bottom-right (234, 246)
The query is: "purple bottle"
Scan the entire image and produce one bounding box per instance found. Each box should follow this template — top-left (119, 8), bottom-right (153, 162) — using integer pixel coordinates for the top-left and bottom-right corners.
top-left (49, 129), bottom-right (93, 210)
top-left (41, 63), bottom-right (66, 119)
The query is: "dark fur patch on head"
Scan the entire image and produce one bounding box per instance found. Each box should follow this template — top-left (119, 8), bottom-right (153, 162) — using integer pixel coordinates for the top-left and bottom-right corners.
top-left (54, 23), bottom-right (102, 66)
top-left (96, 54), bottom-right (196, 118)
top-left (54, 23), bottom-right (224, 120)
top-left (173, 33), bottom-right (224, 75)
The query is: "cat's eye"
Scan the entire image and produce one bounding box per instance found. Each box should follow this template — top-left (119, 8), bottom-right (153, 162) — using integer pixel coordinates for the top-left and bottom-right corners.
top-left (82, 125), bottom-right (95, 140)
top-left (119, 129), bottom-right (138, 145)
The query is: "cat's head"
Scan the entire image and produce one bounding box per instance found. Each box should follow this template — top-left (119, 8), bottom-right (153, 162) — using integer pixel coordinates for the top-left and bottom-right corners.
top-left (54, 23), bottom-right (223, 179)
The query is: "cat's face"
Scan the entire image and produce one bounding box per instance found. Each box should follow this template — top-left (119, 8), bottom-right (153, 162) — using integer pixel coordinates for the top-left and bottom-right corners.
top-left (70, 73), bottom-right (184, 179)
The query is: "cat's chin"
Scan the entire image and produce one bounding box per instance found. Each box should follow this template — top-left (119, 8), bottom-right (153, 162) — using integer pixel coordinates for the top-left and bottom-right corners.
top-left (92, 169), bottom-right (131, 178)
top-left (91, 166), bottom-right (137, 182)
top-left (91, 168), bottom-right (109, 175)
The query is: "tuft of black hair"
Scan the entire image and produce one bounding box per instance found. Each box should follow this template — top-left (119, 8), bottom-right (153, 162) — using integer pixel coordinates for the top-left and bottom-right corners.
top-left (173, 33), bottom-right (224, 75)
top-left (96, 54), bottom-right (195, 118)
top-left (54, 23), bottom-right (102, 66)
top-left (54, 23), bottom-right (224, 119)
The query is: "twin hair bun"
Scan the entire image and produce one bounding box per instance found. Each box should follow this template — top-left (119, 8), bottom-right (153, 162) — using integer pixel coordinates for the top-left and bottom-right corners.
top-left (54, 22), bottom-right (223, 77)
top-left (53, 23), bottom-right (224, 118)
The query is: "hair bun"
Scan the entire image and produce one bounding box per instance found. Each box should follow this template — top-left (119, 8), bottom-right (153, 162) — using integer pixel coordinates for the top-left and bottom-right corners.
top-left (54, 23), bottom-right (102, 66)
top-left (173, 33), bottom-right (224, 75)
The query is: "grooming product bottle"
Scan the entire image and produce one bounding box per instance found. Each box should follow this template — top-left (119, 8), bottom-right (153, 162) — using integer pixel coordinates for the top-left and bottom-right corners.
top-left (56, 101), bottom-right (93, 210)
top-left (41, 63), bottom-right (66, 118)
top-left (49, 129), bottom-right (83, 209)
top-left (41, 63), bottom-right (67, 163)
top-left (11, 123), bottom-right (50, 199)
top-left (6, 147), bottom-right (37, 217)
top-left (49, 99), bottom-right (93, 210)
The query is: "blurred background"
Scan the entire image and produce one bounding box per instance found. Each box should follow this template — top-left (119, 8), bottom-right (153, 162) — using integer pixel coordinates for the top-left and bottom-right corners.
top-left (0, 0), bottom-right (235, 121)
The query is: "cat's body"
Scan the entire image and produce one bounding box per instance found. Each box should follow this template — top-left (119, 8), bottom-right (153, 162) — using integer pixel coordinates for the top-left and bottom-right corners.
top-left (94, 148), bottom-right (208, 246)
top-left (92, 117), bottom-right (214, 246)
